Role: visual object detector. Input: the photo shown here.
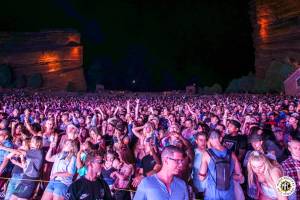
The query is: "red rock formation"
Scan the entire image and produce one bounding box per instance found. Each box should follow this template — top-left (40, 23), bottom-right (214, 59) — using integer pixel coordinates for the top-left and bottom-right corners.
top-left (250, 0), bottom-right (300, 78)
top-left (0, 30), bottom-right (86, 91)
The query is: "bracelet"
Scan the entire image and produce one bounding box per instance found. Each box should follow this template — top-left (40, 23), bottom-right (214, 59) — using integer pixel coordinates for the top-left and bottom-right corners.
top-left (199, 173), bottom-right (206, 177)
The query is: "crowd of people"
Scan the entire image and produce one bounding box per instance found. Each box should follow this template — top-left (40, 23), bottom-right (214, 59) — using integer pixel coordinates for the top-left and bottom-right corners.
top-left (0, 91), bottom-right (298, 200)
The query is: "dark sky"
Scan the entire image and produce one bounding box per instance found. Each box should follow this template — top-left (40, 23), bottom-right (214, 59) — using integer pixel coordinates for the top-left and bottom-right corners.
top-left (0, 0), bottom-right (254, 91)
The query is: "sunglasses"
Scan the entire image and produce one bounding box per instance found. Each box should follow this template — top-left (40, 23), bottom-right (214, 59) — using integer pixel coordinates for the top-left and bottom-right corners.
top-left (93, 159), bottom-right (104, 164)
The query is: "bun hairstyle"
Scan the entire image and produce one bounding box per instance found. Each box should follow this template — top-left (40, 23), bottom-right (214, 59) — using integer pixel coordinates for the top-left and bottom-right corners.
top-left (208, 130), bottom-right (221, 140)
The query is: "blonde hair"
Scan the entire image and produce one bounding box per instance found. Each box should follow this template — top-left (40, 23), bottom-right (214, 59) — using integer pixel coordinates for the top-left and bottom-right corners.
top-left (63, 139), bottom-right (78, 161)
top-left (143, 122), bottom-right (154, 135)
top-left (247, 151), bottom-right (281, 188)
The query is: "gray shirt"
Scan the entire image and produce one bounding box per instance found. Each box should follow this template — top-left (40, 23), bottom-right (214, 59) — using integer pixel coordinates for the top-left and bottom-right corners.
top-left (51, 153), bottom-right (77, 186)
top-left (133, 174), bottom-right (189, 200)
top-left (24, 149), bottom-right (43, 178)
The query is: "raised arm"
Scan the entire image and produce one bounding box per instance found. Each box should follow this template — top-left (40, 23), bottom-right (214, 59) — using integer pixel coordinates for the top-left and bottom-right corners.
top-left (132, 125), bottom-right (144, 139)
top-left (45, 142), bottom-right (57, 162)
top-left (223, 109), bottom-right (229, 126)
top-left (0, 145), bottom-right (26, 156)
top-left (24, 119), bottom-right (39, 136)
top-left (126, 100), bottom-right (130, 115)
top-left (135, 99), bottom-right (140, 121)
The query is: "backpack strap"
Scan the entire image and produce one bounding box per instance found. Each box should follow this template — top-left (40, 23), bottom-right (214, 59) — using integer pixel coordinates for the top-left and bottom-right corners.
top-left (207, 148), bottom-right (234, 186)
top-left (206, 149), bottom-right (219, 186)
top-left (207, 148), bottom-right (218, 162)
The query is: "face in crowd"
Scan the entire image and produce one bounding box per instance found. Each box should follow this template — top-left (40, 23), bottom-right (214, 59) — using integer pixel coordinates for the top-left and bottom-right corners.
top-left (289, 139), bottom-right (300, 160)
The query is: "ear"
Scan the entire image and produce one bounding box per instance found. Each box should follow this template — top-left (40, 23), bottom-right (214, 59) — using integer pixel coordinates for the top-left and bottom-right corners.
top-left (288, 142), bottom-right (292, 152)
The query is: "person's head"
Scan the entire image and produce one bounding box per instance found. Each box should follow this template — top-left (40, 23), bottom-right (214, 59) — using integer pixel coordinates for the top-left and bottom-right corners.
top-left (114, 120), bottom-right (126, 134)
top-left (15, 123), bottom-right (27, 135)
top-left (215, 124), bottom-right (225, 138)
top-left (273, 128), bottom-right (284, 142)
top-left (105, 151), bottom-right (115, 163)
top-left (81, 140), bottom-right (92, 152)
top-left (45, 119), bottom-right (54, 130)
top-left (24, 108), bottom-right (30, 116)
top-left (211, 114), bottom-right (219, 125)
top-left (160, 145), bottom-right (184, 175)
top-left (184, 119), bottom-right (193, 129)
top-left (289, 104), bottom-right (295, 113)
top-left (85, 151), bottom-right (104, 174)
top-left (168, 114), bottom-right (175, 123)
top-left (261, 113), bottom-right (267, 121)
top-left (89, 127), bottom-right (99, 139)
top-left (12, 108), bottom-right (19, 117)
top-left (288, 134), bottom-right (300, 160)
top-left (0, 119), bottom-right (9, 130)
top-left (143, 122), bottom-right (154, 134)
top-left (208, 130), bottom-right (222, 148)
top-left (30, 136), bottom-right (43, 149)
top-left (197, 123), bottom-right (210, 133)
top-left (31, 123), bottom-right (41, 133)
top-left (78, 117), bottom-right (85, 127)
top-left (61, 113), bottom-right (69, 123)
top-left (74, 110), bottom-right (80, 118)
top-left (150, 117), bottom-right (159, 128)
top-left (118, 146), bottom-right (135, 165)
top-left (63, 139), bottom-right (78, 155)
top-left (247, 151), bottom-right (279, 187)
top-left (85, 115), bottom-right (92, 125)
top-left (227, 120), bottom-right (240, 135)
top-left (249, 126), bottom-right (263, 136)
top-left (162, 108), bottom-right (169, 116)
top-left (268, 113), bottom-right (275, 121)
top-left (248, 132), bottom-right (263, 151)
top-left (0, 129), bottom-right (9, 142)
top-left (66, 124), bottom-right (79, 140)
top-left (168, 123), bottom-right (180, 133)
top-left (195, 132), bottom-right (207, 150)
top-left (289, 116), bottom-right (298, 126)
top-left (21, 138), bottom-right (31, 150)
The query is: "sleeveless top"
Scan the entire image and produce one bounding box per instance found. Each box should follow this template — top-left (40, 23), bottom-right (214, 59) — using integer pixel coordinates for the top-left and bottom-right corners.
top-left (192, 148), bottom-right (207, 193)
top-left (205, 148), bottom-right (235, 200)
top-left (260, 184), bottom-right (277, 200)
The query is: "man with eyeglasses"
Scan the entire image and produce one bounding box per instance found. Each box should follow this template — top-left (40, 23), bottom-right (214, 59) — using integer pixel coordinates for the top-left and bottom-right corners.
top-left (65, 151), bottom-right (112, 200)
top-left (133, 145), bottom-right (189, 200)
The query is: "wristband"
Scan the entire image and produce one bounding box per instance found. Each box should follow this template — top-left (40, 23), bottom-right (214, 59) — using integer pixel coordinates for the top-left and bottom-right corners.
top-left (199, 173), bottom-right (206, 177)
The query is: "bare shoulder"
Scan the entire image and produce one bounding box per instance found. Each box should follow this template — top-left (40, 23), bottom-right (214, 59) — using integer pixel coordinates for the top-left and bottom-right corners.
top-left (231, 152), bottom-right (238, 161)
top-left (202, 150), bottom-right (210, 162)
top-left (271, 166), bottom-right (283, 178)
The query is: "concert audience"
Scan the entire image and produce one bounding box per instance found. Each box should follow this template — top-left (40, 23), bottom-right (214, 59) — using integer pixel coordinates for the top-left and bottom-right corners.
top-left (0, 91), bottom-right (297, 199)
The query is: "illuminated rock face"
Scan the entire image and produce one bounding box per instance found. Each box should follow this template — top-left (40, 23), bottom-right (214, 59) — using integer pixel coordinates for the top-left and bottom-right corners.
top-left (250, 0), bottom-right (300, 78)
top-left (0, 30), bottom-right (86, 91)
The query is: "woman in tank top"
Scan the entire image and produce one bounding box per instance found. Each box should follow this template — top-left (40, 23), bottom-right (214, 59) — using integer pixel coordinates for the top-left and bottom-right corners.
top-left (247, 151), bottom-right (287, 200)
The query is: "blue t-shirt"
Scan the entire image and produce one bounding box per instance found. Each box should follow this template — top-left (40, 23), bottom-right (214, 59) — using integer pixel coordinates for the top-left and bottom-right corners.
top-left (0, 139), bottom-right (13, 172)
top-left (133, 174), bottom-right (189, 200)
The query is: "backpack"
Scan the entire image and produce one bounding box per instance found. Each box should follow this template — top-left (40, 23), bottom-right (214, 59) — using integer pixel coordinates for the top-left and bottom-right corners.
top-left (207, 148), bottom-right (232, 191)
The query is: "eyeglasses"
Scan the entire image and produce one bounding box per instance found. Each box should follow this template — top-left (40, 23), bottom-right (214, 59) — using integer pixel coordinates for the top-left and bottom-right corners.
top-left (93, 159), bottom-right (104, 164)
top-left (167, 157), bottom-right (184, 165)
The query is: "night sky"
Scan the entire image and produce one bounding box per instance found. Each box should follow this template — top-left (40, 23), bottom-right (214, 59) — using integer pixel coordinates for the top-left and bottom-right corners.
top-left (0, 0), bottom-right (254, 91)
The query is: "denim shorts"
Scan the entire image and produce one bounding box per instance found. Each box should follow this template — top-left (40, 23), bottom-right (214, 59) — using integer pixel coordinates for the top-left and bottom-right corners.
top-left (5, 173), bottom-right (22, 200)
top-left (13, 176), bottom-right (37, 199)
top-left (45, 180), bottom-right (68, 197)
